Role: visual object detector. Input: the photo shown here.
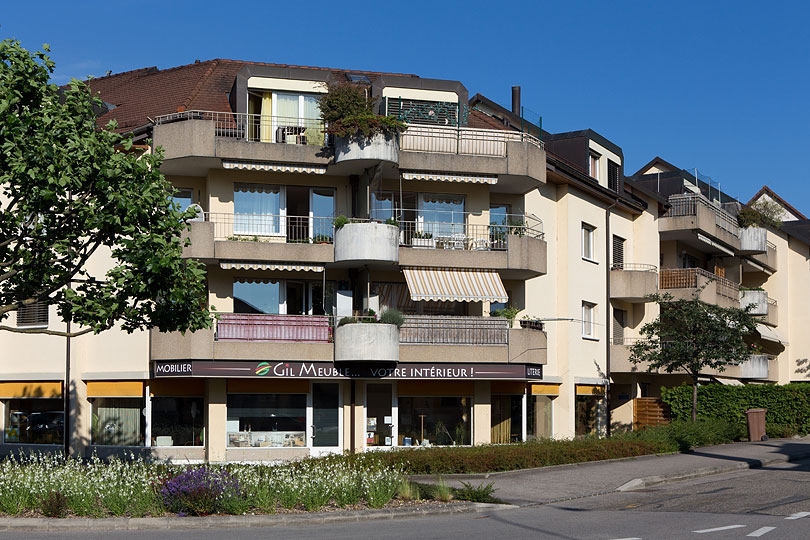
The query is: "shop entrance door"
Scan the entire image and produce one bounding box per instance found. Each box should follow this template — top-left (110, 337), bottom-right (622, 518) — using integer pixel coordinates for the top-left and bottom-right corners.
top-left (366, 383), bottom-right (395, 448)
top-left (310, 382), bottom-right (341, 456)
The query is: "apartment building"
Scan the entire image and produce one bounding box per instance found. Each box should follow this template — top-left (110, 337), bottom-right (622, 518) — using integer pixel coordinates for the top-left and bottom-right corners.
top-left (1, 59), bottom-right (807, 460)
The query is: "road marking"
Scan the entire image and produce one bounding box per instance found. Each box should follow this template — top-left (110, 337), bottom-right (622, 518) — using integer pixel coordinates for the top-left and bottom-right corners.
top-left (785, 512), bottom-right (810, 520)
top-left (693, 524), bottom-right (747, 533)
top-left (610, 538), bottom-right (642, 540)
top-left (747, 527), bottom-right (776, 537)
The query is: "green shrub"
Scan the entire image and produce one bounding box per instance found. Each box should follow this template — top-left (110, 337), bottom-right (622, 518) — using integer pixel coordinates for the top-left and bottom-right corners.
top-left (40, 491), bottom-right (68, 518)
top-left (379, 308), bottom-right (405, 328)
top-left (623, 419), bottom-right (744, 452)
top-left (333, 215), bottom-right (349, 230)
top-left (662, 383), bottom-right (810, 436)
top-left (397, 479), bottom-right (419, 501)
top-left (453, 481), bottom-right (497, 503)
top-left (338, 316), bottom-right (356, 327)
top-left (432, 477), bottom-right (453, 502)
top-left (318, 83), bottom-right (407, 140)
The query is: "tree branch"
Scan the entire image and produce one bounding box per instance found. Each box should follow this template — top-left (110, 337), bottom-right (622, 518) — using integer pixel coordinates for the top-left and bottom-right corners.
top-left (0, 324), bottom-right (95, 338)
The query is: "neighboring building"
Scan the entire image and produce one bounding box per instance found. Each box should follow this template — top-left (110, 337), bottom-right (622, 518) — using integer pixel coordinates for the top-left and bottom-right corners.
top-left (1, 59), bottom-right (807, 460)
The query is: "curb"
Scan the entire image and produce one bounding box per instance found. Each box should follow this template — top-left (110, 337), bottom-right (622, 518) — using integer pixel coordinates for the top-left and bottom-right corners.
top-left (0, 502), bottom-right (510, 532)
top-left (616, 449), bottom-right (810, 492)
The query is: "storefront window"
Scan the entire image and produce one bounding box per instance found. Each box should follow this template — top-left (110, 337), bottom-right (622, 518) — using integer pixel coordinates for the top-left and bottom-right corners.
top-left (398, 396), bottom-right (471, 446)
top-left (527, 395), bottom-right (554, 440)
top-left (491, 395), bottom-right (522, 444)
top-left (226, 394), bottom-right (306, 448)
top-left (3, 399), bottom-right (64, 444)
top-left (576, 394), bottom-right (606, 437)
top-left (92, 398), bottom-right (145, 446)
top-left (151, 397), bottom-right (204, 447)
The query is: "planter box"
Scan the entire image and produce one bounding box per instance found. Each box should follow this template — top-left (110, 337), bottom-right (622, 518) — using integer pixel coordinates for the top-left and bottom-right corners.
top-left (740, 290), bottom-right (768, 316)
top-left (334, 323), bottom-right (399, 362)
top-left (334, 222), bottom-right (399, 264)
top-left (412, 237), bottom-right (436, 249)
top-left (334, 133), bottom-right (399, 164)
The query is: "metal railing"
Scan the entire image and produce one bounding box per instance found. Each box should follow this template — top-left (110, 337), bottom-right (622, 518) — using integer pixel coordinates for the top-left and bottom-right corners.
top-left (400, 316), bottom-right (509, 345)
top-left (154, 110), bottom-right (544, 157)
top-left (401, 124), bottom-right (544, 157)
top-left (659, 267), bottom-right (740, 300)
top-left (154, 111), bottom-right (326, 146)
top-left (205, 213), bottom-right (335, 243)
top-left (216, 313), bottom-right (332, 342)
top-left (609, 336), bottom-right (646, 346)
top-left (767, 240), bottom-right (777, 251)
top-left (664, 194), bottom-right (740, 237)
top-left (610, 263), bottom-right (658, 272)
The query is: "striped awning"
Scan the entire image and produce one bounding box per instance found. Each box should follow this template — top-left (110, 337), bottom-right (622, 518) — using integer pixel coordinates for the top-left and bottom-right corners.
top-left (220, 261), bottom-right (324, 272)
top-left (756, 323), bottom-right (788, 345)
top-left (402, 267), bottom-right (507, 302)
top-left (401, 171), bottom-right (497, 185)
top-left (223, 160), bottom-right (326, 175)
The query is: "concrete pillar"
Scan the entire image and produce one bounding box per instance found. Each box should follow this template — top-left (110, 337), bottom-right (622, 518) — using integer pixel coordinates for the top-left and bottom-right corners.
top-left (341, 380), bottom-right (352, 452)
top-left (352, 382), bottom-right (366, 452)
top-left (70, 378), bottom-right (91, 456)
top-left (205, 379), bottom-right (227, 462)
top-left (473, 381), bottom-right (491, 445)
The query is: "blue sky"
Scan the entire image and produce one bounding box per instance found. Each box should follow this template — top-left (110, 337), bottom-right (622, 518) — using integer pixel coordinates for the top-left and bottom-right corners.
top-left (3, 1), bottom-right (808, 210)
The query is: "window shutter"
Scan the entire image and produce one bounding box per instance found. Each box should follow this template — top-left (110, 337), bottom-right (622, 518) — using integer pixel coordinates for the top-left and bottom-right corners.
top-left (612, 235), bottom-right (625, 269)
top-left (17, 302), bottom-right (49, 327)
top-left (612, 309), bottom-right (626, 344)
top-left (608, 160), bottom-right (620, 192)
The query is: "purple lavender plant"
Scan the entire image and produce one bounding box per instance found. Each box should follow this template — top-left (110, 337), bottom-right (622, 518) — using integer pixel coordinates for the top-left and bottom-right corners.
top-left (160, 468), bottom-right (241, 516)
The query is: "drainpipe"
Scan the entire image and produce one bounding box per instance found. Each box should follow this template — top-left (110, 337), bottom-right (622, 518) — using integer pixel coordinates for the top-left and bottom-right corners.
top-left (605, 198), bottom-right (619, 438)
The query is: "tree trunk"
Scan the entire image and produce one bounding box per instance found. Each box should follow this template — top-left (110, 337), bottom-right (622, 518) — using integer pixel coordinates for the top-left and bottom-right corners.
top-left (691, 378), bottom-right (698, 422)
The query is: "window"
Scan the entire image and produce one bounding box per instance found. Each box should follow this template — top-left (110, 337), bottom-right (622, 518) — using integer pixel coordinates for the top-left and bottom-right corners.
top-left (491, 394), bottom-right (523, 444)
top-left (3, 399), bottom-right (64, 444)
top-left (247, 90), bottom-right (323, 145)
top-left (234, 183), bottom-right (282, 236)
top-left (171, 188), bottom-right (193, 213)
top-left (371, 191), bottom-right (395, 221)
top-left (582, 301), bottom-right (596, 339)
top-left (92, 398), bottom-right (145, 446)
top-left (582, 223), bottom-right (595, 261)
top-left (607, 160), bottom-right (620, 192)
top-left (612, 308), bottom-right (626, 345)
top-left (612, 235), bottom-right (625, 269)
top-left (16, 302), bottom-right (48, 328)
top-left (527, 395), bottom-right (554, 440)
top-left (576, 388), bottom-right (606, 436)
top-left (151, 397), bottom-right (204, 447)
top-left (226, 394), bottom-right (307, 448)
top-left (234, 279), bottom-right (281, 314)
top-left (398, 396), bottom-right (471, 446)
top-left (418, 193), bottom-right (465, 238)
top-left (589, 152), bottom-right (600, 181)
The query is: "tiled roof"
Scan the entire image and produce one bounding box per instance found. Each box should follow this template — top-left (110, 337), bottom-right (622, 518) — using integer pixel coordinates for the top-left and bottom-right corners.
top-left (88, 59), bottom-right (419, 132)
top-left (467, 109), bottom-right (513, 131)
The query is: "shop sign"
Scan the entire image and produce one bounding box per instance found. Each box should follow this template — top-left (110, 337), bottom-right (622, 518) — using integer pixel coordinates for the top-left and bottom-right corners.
top-left (153, 361), bottom-right (541, 380)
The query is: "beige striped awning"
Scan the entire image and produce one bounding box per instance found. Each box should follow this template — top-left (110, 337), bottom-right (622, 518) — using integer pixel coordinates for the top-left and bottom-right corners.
top-left (402, 267), bottom-right (508, 303)
top-left (220, 261), bottom-right (324, 272)
top-left (401, 171), bottom-right (497, 185)
top-left (222, 160), bottom-right (326, 175)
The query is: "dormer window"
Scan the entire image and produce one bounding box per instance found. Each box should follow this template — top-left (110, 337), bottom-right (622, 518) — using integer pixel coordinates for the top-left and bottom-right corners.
top-left (589, 151), bottom-right (601, 181)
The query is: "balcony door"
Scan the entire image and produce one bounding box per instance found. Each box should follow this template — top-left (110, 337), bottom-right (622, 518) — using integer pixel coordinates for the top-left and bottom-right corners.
top-left (309, 382), bottom-right (342, 456)
top-left (418, 193), bottom-right (465, 239)
top-left (366, 383), bottom-right (396, 448)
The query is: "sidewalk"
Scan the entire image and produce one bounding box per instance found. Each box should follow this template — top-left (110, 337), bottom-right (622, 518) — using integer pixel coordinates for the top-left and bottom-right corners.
top-left (410, 437), bottom-right (810, 506)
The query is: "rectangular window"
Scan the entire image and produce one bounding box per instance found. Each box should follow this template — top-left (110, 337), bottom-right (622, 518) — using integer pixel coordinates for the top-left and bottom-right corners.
top-left (233, 279), bottom-right (281, 314)
top-left (607, 160), bottom-right (620, 192)
top-left (582, 301), bottom-right (596, 338)
top-left (371, 191), bottom-right (395, 221)
top-left (418, 193), bottom-right (465, 239)
top-left (527, 395), bottom-right (553, 440)
top-left (226, 393), bottom-right (307, 448)
top-left (398, 396), bottom-right (472, 446)
top-left (233, 183), bottom-right (282, 236)
top-left (589, 152), bottom-right (600, 181)
top-left (582, 223), bottom-right (595, 261)
top-left (612, 308), bottom-right (626, 344)
top-left (612, 235), bottom-right (625, 269)
top-left (171, 188), bottom-right (193, 213)
top-left (151, 397), bottom-right (204, 447)
top-left (576, 393), bottom-right (606, 436)
top-left (3, 399), bottom-right (64, 444)
top-left (16, 302), bottom-right (49, 328)
top-left (92, 398), bottom-right (145, 446)
top-left (491, 395), bottom-right (523, 444)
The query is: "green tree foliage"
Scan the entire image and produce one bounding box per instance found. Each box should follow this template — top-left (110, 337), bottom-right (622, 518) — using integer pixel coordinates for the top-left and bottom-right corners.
top-left (629, 290), bottom-right (757, 421)
top-left (0, 40), bottom-right (212, 337)
top-left (317, 82), bottom-right (406, 140)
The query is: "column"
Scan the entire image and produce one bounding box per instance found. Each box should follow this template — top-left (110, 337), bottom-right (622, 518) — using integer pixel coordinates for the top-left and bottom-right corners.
top-left (205, 379), bottom-right (227, 462)
top-left (473, 381), bottom-right (491, 445)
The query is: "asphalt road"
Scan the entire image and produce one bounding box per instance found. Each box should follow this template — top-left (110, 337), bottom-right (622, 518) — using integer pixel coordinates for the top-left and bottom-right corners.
top-left (8, 458), bottom-right (810, 540)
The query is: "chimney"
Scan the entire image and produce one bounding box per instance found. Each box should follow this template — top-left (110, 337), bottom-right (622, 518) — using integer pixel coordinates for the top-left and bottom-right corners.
top-left (511, 86), bottom-right (521, 116)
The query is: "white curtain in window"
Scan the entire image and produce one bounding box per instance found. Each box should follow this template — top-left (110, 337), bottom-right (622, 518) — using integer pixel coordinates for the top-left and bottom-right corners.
top-left (94, 399), bottom-right (141, 446)
top-left (276, 93), bottom-right (299, 124)
top-left (234, 184), bottom-right (282, 235)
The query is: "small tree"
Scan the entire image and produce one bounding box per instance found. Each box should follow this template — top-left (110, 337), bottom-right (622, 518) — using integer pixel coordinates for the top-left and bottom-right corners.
top-left (0, 40), bottom-right (212, 337)
top-left (629, 290), bottom-right (757, 422)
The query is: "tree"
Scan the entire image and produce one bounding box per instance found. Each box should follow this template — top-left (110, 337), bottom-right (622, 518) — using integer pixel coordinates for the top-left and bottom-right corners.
top-left (0, 39), bottom-right (212, 337)
top-left (629, 289), bottom-right (758, 422)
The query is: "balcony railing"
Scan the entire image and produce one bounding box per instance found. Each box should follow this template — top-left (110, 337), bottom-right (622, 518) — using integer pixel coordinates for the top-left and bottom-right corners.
top-left (664, 194), bottom-right (739, 237)
top-left (659, 267), bottom-right (740, 300)
top-left (401, 316), bottom-right (509, 345)
top-left (400, 124), bottom-right (544, 157)
top-left (206, 213), bottom-right (335, 243)
top-left (216, 313), bottom-right (332, 342)
top-left (154, 110), bottom-right (543, 158)
top-left (610, 263), bottom-right (658, 272)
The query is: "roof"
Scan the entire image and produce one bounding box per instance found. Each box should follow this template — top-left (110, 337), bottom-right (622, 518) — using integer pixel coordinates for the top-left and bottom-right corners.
top-left (467, 109), bottom-right (513, 130)
top-left (88, 59), bottom-right (419, 133)
top-left (747, 185), bottom-right (807, 220)
top-left (632, 156), bottom-right (681, 176)
top-left (780, 220), bottom-right (810, 246)
top-left (543, 129), bottom-right (623, 159)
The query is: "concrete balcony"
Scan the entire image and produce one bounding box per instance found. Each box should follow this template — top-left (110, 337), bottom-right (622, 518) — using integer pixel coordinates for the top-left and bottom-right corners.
top-left (334, 133), bottom-right (399, 167)
top-left (763, 298), bottom-right (778, 326)
top-left (610, 264), bottom-right (658, 302)
top-left (659, 268), bottom-right (740, 309)
top-left (334, 323), bottom-right (399, 362)
top-left (610, 339), bottom-right (647, 373)
top-left (659, 194), bottom-right (740, 252)
top-left (739, 227), bottom-right (767, 254)
top-left (737, 354), bottom-right (774, 379)
top-left (334, 222), bottom-right (399, 266)
top-left (740, 289), bottom-right (768, 316)
top-left (749, 240), bottom-right (778, 272)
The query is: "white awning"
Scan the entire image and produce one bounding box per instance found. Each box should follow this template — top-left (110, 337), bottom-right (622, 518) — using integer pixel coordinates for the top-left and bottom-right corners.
top-left (696, 233), bottom-right (734, 256)
top-left (401, 171), bottom-right (497, 185)
top-left (402, 267), bottom-right (508, 302)
top-left (756, 323), bottom-right (788, 345)
top-left (223, 161), bottom-right (326, 175)
top-left (714, 376), bottom-right (744, 386)
top-left (220, 261), bottom-right (324, 272)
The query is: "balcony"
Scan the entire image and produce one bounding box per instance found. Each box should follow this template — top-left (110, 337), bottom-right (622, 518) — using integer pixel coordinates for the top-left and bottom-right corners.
top-left (334, 321), bottom-right (399, 362)
top-left (764, 298), bottom-right (778, 326)
top-left (334, 222), bottom-right (399, 266)
top-left (737, 354), bottom-right (774, 379)
top-left (740, 227), bottom-right (767, 254)
top-left (739, 289), bottom-right (768, 316)
top-left (660, 194), bottom-right (740, 252)
top-left (659, 268), bottom-right (740, 308)
top-left (749, 240), bottom-right (778, 272)
top-left (610, 337), bottom-right (647, 373)
top-left (610, 264), bottom-right (658, 302)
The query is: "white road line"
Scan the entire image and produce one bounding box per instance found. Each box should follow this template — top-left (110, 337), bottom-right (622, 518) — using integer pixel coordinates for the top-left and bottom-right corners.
top-left (747, 527), bottom-right (776, 537)
top-left (610, 538), bottom-right (642, 540)
top-left (785, 511), bottom-right (810, 520)
top-left (693, 524), bottom-right (747, 533)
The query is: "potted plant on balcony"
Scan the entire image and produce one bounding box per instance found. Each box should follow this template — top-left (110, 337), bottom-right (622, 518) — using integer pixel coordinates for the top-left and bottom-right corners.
top-left (318, 82), bottom-right (407, 164)
top-left (411, 230), bottom-right (435, 249)
top-left (491, 306), bottom-right (519, 328)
